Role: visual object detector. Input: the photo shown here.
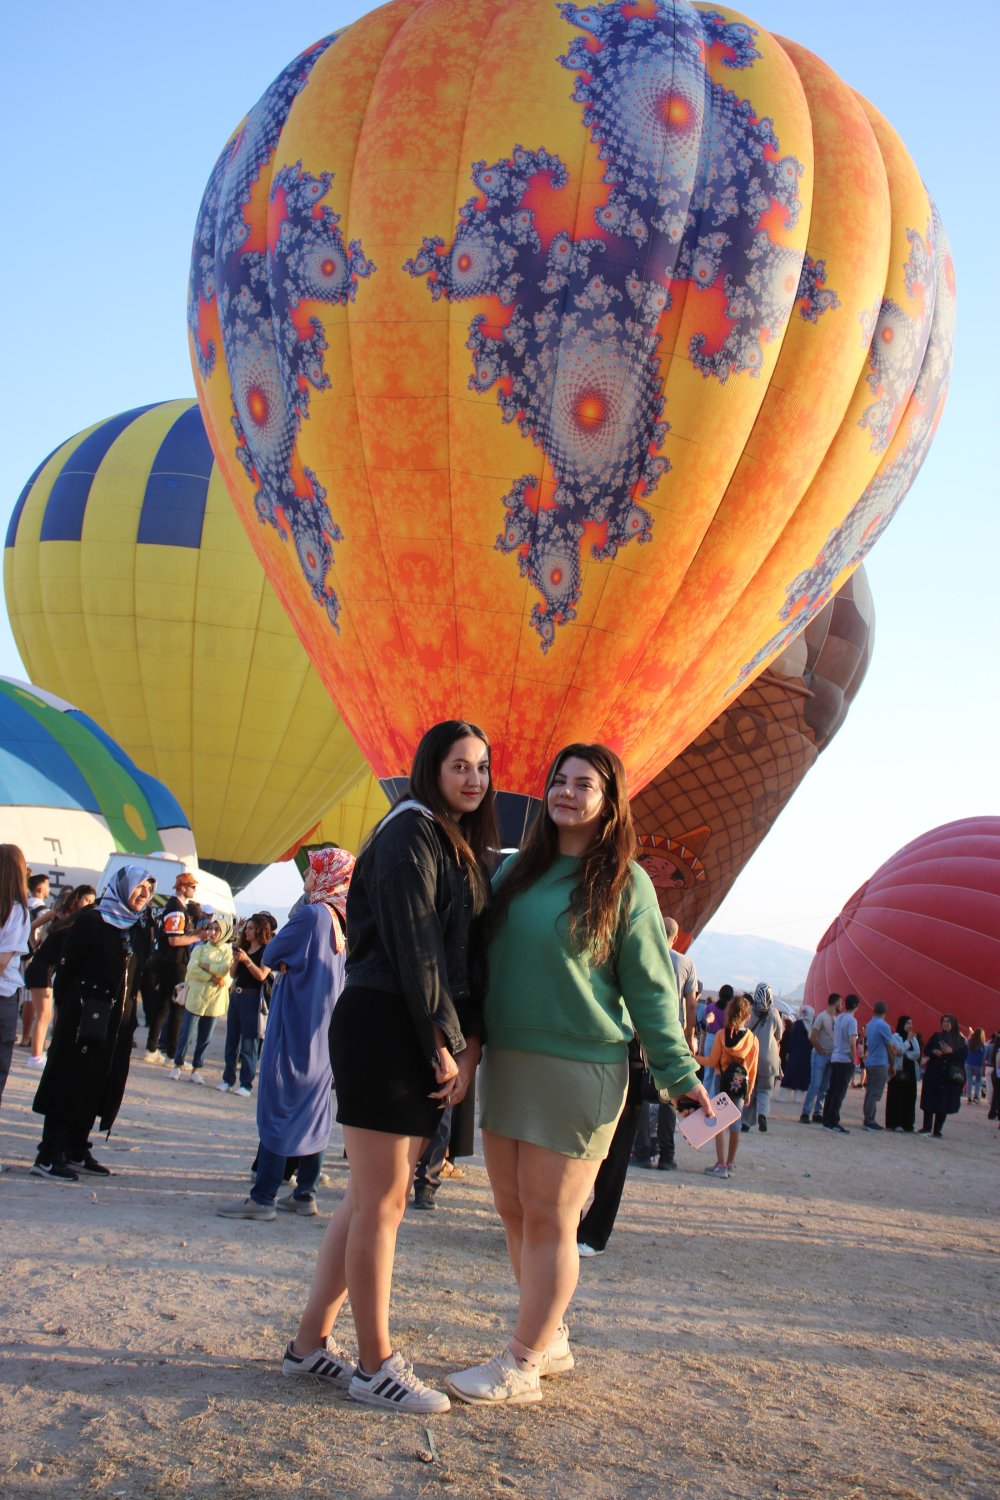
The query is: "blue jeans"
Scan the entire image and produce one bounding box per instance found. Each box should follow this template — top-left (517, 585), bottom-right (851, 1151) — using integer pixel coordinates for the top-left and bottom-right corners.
top-left (223, 991), bottom-right (260, 1090)
top-left (173, 1012), bottom-right (217, 1070)
top-left (965, 1063), bottom-right (983, 1099)
top-left (251, 1144), bottom-right (324, 1206)
top-left (802, 1053), bottom-right (832, 1117)
top-left (415, 1107), bottom-right (452, 1194)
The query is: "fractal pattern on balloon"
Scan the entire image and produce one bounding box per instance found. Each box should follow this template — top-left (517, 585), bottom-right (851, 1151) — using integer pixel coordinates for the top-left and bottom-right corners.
top-left (188, 35), bottom-right (375, 630)
top-left (738, 206), bottom-right (955, 684)
top-left (406, 0), bottom-right (836, 650)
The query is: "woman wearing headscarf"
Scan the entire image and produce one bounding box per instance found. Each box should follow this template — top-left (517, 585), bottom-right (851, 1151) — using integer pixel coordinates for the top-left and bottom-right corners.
top-left (885, 1015), bottom-right (920, 1131)
top-left (742, 983), bottom-right (783, 1133)
top-left (918, 1014), bottom-right (968, 1138)
top-left (0, 845), bottom-right (32, 1142)
top-left (22, 885), bottom-right (97, 1067)
top-left (780, 1004), bottom-right (814, 1097)
top-left (217, 847), bottom-right (354, 1220)
top-left (169, 913), bottom-right (235, 1083)
top-left (31, 864), bottom-right (155, 1182)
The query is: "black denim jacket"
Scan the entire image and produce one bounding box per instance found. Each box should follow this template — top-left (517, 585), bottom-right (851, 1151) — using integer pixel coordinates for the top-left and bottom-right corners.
top-left (343, 807), bottom-right (485, 1065)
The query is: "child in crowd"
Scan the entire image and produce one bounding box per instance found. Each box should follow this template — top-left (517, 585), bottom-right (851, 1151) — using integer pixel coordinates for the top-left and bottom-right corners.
top-left (696, 993), bottom-right (758, 1179)
top-left (170, 915), bottom-right (234, 1083)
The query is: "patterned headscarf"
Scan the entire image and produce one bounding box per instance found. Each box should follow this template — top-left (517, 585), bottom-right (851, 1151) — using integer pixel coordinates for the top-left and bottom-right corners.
top-left (751, 982), bottom-right (774, 1018)
top-left (306, 846), bottom-right (355, 952)
top-left (798, 1004), bottom-right (815, 1028)
top-left (98, 864), bottom-right (155, 931)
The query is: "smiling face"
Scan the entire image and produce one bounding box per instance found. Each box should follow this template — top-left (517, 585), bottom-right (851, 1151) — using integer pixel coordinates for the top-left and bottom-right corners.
top-left (437, 734), bottom-right (491, 819)
top-left (547, 754), bottom-right (607, 844)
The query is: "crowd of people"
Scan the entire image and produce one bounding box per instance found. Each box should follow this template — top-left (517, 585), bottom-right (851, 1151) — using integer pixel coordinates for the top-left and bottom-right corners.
top-left (0, 719), bottom-right (996, 1418)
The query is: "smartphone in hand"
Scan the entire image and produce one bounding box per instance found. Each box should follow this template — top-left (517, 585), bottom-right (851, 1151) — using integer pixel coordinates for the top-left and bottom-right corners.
top-left (677, 1093), bottom-right (742, 1149)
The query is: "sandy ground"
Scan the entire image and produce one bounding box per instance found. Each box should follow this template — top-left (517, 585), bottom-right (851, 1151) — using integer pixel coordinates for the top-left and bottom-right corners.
top-left (1, 1036), bottom-right (998, 1500)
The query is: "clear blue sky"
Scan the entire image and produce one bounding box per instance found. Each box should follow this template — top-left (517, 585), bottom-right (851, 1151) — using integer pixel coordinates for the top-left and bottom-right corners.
top-left (2, 1), bottom-right (997, 950)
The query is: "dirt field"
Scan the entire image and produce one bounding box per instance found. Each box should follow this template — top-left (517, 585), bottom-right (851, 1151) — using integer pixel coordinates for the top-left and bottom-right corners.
top-left (2, 1038), bottom-right (997, 1499)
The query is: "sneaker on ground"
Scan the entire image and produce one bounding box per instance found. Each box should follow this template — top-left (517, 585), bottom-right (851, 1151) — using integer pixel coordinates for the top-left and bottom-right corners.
top-left (30, 1158), bottom-right (79, 1183)
top-left (66, 1149), bottom-right (111, 1177)
top-left (862, 1123), bottom-right (882, 1132)
top-left (216, 1196), bottom-right (276, 1220)
top-left (798, 1114), bottom-right (810, 1123)
top-left (445, 1349), bottom-right (542, 1406)
top-left (233, 1086), bottom-right (252, 1097)
top-left (576, 1242), bottom-right (602, 1257)
top-left (538, 1324), bottom-right (574, 1377)
top-left (217, 1081), bottom-right (232, 1092)
top-left (282, 1336), bottom-right (354, 1387)
top-left (169, 1067), bottom-right (182, 1080)
top-left (349, 1352), bottom-right (451, 1414)
top-left (276, 1192), bottom-right (318, 1216)
top-left (25, 1054), bottom-right (46, 1070)
top-left (703, 1163), bottom-right (729, 1177)
top-left (412, 1186), bottom-right (436, 1210)
top-left (811, 1115), bottom-right (824, 1124)
top-left (758, 1117), bottom-right (768, 1132)
top-left (190, 1071), bottom-right (205, 1086)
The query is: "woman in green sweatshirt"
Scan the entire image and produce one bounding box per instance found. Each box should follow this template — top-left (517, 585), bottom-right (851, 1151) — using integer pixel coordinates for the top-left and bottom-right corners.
top-left (446, 743), bottom-right (713, 1407)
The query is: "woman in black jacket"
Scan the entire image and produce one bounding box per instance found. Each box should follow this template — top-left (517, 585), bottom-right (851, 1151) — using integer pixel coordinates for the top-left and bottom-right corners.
top-left (283, 721), bottom-right (498, 1416)
top-left (31, 864), bottom-right (154, 1182)
top-left (918, 1013), bottom-right (968, 1138)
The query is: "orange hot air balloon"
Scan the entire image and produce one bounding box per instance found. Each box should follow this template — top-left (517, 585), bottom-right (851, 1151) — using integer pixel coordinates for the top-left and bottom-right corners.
top-left (189, 0), bottom-right (954, 836)
top-left (632, 566), bottom-right (874, 949)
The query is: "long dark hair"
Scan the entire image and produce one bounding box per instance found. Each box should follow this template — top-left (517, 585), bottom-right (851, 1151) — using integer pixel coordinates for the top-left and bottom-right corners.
top-left (0, 844), bottom-right (29, 926)
top-left (489, 743), bottom-right (635, 966)
top-left (379, 720), bottom-right (500, 914)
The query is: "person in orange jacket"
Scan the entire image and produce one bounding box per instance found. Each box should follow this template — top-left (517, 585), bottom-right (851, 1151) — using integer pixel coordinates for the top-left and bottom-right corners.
top-left (696, 993), bottom-right (759, 1179)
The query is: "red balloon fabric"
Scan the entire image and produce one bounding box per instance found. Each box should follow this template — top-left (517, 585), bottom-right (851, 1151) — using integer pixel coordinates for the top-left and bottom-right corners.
top-left (804, 819), bottom-right (1000, 1037)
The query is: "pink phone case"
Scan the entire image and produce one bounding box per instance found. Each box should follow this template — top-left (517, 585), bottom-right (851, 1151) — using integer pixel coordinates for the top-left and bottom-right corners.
top-left (677, 1092), bottom-right (742, 1148)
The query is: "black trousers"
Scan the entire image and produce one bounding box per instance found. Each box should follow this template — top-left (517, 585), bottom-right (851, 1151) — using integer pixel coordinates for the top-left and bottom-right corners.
top-left (577, 1102), bottom-right (643, 1252)
top-left (144, 969), bottom-right (183, 1057)
top-left (922, 1110), bottom-right (947, 1135)
top-left (822, 1062), bottom-right (853, 1127)
top-left (40, 1110), bottom-right (97, 1161)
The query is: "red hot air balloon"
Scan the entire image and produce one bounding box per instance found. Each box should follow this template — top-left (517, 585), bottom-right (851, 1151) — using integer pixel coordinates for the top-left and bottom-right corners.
top-left (804, 819), bottom-right (1000, 1038)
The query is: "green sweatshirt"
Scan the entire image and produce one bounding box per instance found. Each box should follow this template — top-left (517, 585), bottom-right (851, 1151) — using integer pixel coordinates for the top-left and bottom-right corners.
top-left (485, 855), bottom-right (699, 1099)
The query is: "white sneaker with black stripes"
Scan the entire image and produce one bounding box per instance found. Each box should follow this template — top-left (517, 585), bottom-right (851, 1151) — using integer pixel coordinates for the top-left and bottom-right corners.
top-left (348, 1351), bottom-right (451, 1414)
top-left (281, 1336), bottom-right (354, 1388)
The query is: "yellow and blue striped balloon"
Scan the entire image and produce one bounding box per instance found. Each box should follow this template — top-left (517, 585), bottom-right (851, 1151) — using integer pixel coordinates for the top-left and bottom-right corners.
top-left (4, 399), bottom-right (367, 890)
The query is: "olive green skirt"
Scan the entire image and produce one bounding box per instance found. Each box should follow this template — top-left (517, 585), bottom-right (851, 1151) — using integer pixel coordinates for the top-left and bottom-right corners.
top-left (479, 1047), bottom-right (628, 1160)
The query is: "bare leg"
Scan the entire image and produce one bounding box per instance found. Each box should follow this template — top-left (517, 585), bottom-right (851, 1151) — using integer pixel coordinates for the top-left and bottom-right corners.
top-left (30, 988), bottom-right (53, 1059)
top-left (726, 1131), bottom-right (740, 1168)
top-left (295, 1126), bottom-right (422, 1374)
top-left (482, 1130), bottom-right (524, 1281)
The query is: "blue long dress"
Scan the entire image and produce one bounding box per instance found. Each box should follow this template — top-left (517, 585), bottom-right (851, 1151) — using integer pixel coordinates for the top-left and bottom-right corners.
top-left (257, 903), bottom-right (345, 1158)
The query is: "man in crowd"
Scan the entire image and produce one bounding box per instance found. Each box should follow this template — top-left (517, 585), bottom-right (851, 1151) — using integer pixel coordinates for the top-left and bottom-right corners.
top-left (800, 993), bottom-right (840, 1123)
top-left (143, 871), bottom-right (210, 1063)
top-left (862, 1000), bottom-right (896, 1131)
top-left (634, 918), bottom-right (697, 1172)
top-left (822, 994), bottom-right (860, 1135)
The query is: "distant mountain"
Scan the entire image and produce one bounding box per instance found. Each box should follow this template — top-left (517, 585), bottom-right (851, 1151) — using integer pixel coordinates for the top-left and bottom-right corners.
top-left (688, 931), bottom-right (812, 997)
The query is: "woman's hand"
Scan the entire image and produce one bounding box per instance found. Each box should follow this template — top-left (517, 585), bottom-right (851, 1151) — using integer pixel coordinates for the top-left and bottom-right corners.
top-left (676, 1082), bottom-right (716, 1118)
top-left (429, 1047), bottom-right (460, 1104)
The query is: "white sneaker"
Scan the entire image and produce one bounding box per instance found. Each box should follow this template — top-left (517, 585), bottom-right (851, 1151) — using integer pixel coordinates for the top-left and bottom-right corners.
top-left (348, 1352), bottom-right (450, 1414)
top-left (704, 1163), bottom-right (730, 1178)
top-left (25, 1054), bottom-right (46, 1070)
top-left (217, 1081), bottom-right (232, 1093)
top-left (577, 1242), bottom-right (602, 1257)
top-left (190, 1070), bottom-right (205, 1086)
top-left (282, 1335), bottom-right (354, 1387)
top-left (142, 1051), bottom-right (166, 1065)
top-left (169, 1067), bottom-right (182, 1080)
top-left (538, 1324), bottom-right (574, 1377)
top-left (445, 1349), bottom-right (543, 1405)
top-left (233, 1085), bottom-right (252, 1097)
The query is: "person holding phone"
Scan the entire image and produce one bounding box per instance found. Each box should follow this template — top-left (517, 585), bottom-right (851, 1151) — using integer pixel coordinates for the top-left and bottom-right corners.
top-left (282, 721), bottom-right (498, 1416)
top-left (446, 743), bottom-right (713, 1407)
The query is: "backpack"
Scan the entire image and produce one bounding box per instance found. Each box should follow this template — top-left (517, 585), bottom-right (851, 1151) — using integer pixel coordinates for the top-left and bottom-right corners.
top-left (720, 1059), bottom-right (749, 1103)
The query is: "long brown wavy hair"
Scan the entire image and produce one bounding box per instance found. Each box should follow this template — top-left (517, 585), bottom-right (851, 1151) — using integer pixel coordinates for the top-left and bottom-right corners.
top-left (0, 844), bottom-right (29, 927)
top-left (490, 743), bottom-right (636, 966)
top-left (374, 720), bottom-right (500, 915)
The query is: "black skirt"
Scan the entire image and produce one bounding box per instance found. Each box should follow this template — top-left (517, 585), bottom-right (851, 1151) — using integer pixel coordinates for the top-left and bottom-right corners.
top-left (331, 984), bottom-right (442, 1139)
